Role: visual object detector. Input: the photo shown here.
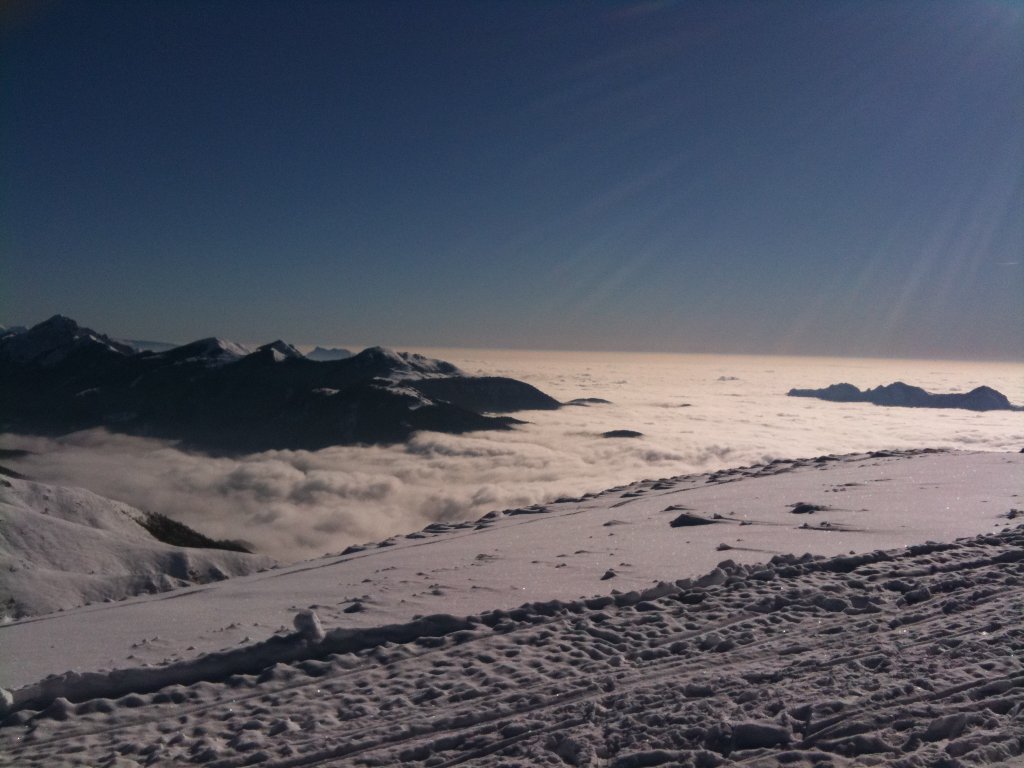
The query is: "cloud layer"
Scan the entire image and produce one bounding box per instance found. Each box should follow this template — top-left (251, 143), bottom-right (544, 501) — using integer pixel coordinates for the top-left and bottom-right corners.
top-left (4, 351), bottom-right (1021, 562)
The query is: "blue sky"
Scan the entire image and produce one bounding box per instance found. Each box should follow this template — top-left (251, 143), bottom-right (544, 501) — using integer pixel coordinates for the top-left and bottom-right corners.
top-left (3, 0), bottom-right (1021, 359)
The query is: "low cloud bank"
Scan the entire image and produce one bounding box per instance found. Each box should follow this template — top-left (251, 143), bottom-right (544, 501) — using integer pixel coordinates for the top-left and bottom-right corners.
top-left (3, 352), bottom-right (1020, 562)
top-left (0, 428), bottom-right (705, 562)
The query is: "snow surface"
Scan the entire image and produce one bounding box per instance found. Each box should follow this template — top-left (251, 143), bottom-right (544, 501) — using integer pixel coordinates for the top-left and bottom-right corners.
top-left (0, 478), bottom-right (273, 619)
top-left (1, 449), bottom-right (1022, 766)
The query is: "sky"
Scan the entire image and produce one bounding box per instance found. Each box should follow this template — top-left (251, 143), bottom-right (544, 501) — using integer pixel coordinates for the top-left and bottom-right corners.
top-left (2, 0), bottom-right (1022, 360)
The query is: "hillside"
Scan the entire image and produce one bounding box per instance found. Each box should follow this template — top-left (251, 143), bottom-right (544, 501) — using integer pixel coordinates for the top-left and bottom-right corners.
top-left (0, 477), bottom-right (273, 618)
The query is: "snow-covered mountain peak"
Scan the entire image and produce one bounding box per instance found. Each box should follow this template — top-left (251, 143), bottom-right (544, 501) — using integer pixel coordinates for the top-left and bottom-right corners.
top-left (252, 340), bottom-right (303, 362)
top-left (353, 346), bottom-right (463, 379)
top-left (156, 337), bottom-right (251, 365)
top-left (400, 350), bottom-right (463, 376)
top-left (0, 315), bottom-right (134, 367)
top-left (357, 345), bottom-right (406, 364)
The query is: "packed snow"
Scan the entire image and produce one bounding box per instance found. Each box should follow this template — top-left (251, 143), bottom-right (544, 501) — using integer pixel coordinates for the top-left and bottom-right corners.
top-left (1, 449), bottom-right (1021, 766)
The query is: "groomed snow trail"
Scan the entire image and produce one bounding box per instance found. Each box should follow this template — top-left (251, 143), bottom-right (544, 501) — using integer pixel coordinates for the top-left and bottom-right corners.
top-left (3, 526), bottom-right (1022, 767)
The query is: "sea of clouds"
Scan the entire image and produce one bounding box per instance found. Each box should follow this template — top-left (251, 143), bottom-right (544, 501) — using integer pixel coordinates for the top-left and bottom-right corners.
top-left (3, 351), bottom-right (1021, 562)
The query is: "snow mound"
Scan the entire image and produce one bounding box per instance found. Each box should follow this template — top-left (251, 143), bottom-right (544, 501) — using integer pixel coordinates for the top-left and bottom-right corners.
top-left (0, 478), bottom-right (273, 619)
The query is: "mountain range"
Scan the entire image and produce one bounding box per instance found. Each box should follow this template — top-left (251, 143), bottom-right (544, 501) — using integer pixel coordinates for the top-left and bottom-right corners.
top-left (0, 316), bottom-right (560, 454)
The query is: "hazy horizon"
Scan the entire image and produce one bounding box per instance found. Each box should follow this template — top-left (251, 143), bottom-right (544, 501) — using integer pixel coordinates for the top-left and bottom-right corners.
top-left (5, 314), bottom-right (1024, 365)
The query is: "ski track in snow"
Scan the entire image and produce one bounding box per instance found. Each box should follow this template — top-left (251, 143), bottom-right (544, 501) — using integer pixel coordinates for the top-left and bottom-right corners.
top-left (3, 526), bottom-right (1022, 767)
top-left (2, 450), bottom-right (1023, 766)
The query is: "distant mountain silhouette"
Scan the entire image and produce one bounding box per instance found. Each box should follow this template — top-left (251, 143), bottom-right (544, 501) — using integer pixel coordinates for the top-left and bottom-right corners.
top-left (0, 325), bottom-right (27, 341)
top-left (788, 381), bottom-right (1022, 412)
top-left (306, 346), bottom-right (353, 361)
top-left (0, 315), bottom-right (134, 366)
top-left (0, 316), bottom-right (560, 454)
top-left (117, 338), bottom-right (180, 353)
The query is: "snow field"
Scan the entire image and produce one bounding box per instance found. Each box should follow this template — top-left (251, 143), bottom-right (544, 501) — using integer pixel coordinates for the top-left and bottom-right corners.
top-left (1, 448), bottom-right (1022, 766)
top-left (2, 524), bottom-right (1022, 766)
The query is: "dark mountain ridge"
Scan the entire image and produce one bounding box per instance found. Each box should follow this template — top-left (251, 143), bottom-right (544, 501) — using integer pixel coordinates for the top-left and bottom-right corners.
top-left (788, 381), bottom-right (1022, 412)
top-left (0, 316), bottom-right (560, 454)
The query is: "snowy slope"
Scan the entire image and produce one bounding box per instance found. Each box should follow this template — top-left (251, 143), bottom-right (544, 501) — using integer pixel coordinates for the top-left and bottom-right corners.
top-left (4, 447), bottom-right (1019, 689)
top-left (0, 478), bottom-right (274, 619)
top-left (0, 449), bottom-right (1021, 767)
top-left (5, 522), bottom-right (1021, 766)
